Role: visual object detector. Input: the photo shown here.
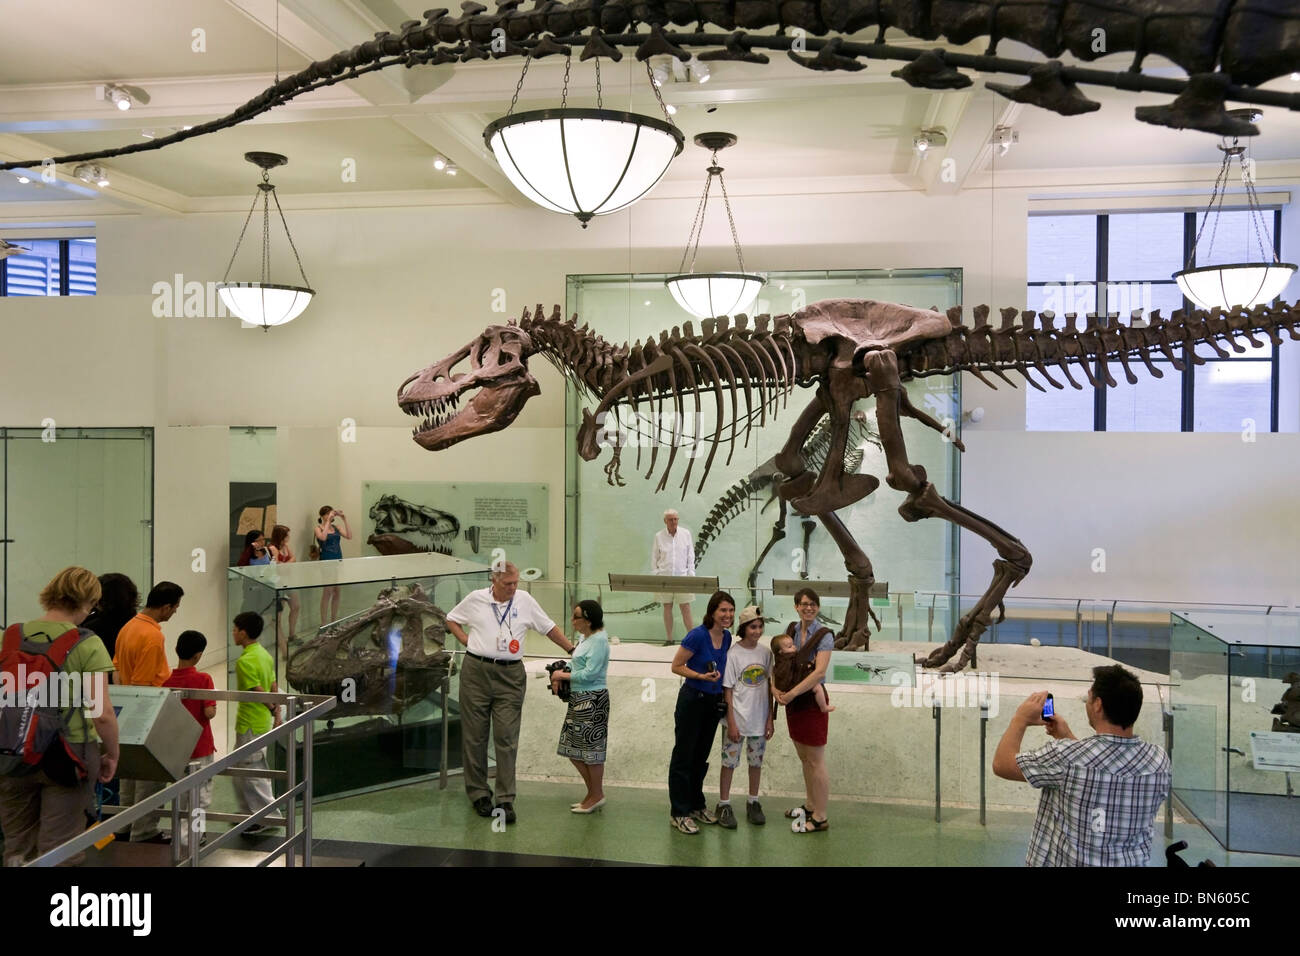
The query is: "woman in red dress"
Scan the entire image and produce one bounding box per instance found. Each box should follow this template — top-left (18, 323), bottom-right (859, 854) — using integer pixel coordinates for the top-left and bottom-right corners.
top-left (772, 587), bottom-right (834, 832)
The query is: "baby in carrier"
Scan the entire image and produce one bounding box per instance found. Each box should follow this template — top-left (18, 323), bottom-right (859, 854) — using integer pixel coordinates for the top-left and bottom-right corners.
top-left (770, 633), bottom-right (835, 713)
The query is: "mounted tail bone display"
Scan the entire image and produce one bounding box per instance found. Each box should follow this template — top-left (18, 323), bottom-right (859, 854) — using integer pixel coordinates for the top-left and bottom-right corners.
top-left (401, 298), bottom-right (1300, 672)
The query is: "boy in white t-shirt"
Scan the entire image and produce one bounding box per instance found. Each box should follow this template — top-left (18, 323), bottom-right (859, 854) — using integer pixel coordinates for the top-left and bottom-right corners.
top-left (715, 605), bottom-right (775, 829)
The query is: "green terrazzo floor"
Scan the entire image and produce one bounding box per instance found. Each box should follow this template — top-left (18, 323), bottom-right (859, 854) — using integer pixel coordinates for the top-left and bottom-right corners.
top-left (206, 776), bottom-right (1297, 867)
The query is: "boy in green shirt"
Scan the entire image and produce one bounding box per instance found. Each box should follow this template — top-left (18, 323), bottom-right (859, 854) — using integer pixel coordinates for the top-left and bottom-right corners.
top-left (232, 612), bottom-right (278, 834)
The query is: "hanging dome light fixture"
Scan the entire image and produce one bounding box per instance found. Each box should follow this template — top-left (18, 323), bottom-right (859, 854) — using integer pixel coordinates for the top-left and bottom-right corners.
top-left (216, 152), bottom-right (315, 329)
top-left (1173, 112), bottom-right (1295, 311)
top-left (484, 53), bottom-right (684, 227)
top-left (664, 132), bottom-right (766, 320)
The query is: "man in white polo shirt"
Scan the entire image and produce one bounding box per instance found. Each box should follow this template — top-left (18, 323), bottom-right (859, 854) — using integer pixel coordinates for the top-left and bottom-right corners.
top-left (652, 509), bottom-right (696, 645)
top-left (446, 562), bottom-right (572, 824)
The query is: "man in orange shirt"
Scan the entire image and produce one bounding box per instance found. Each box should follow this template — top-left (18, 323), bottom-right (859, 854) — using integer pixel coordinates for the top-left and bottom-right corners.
top-left (112, 581), bottom-right (183, 843)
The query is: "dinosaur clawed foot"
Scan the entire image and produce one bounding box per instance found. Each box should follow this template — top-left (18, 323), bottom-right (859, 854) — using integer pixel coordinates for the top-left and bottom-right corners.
top-left (835, 573), bottom-right (879, 651)
top-left (923, 612), bottom-right (989, 673)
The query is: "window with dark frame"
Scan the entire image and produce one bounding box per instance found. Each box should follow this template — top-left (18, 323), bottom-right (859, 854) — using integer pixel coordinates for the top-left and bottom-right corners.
top-left (1025, 211), bottom-right (1282, 433)
top-left (0, 237), bottom-right (96, 297)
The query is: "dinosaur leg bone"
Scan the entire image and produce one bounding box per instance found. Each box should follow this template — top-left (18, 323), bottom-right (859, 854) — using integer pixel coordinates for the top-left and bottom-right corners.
top-left (746, 491), bottom-right (789, 606)
top-left (865, 350), bottom-right (1031, 672)
top-left (773, 392), bottom-right (829, 501)
top-left (789, 367), bottom-right (879, 516)
top-left (813, 508), bottom-right (880, 651)
top-left (799, 518), bottom-right (816, 581)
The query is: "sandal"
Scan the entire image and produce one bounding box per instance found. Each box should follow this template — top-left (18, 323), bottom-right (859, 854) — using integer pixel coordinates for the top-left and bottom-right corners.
top-left (795, 816), bottom-right (830, 833)
top-left (783, 804), bottom-right (810, 819)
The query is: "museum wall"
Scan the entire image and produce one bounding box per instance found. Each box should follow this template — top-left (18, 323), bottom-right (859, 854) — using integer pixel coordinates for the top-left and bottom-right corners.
top-left (1, 180), bottom-right (1297, 647)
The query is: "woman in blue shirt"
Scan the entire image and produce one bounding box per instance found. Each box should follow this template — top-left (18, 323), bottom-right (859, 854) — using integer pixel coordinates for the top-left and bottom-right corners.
top-left (666, 590), bottom-right (735, 835)
top-left (314, 505), bottom-right (352, 625)
top-left (552, 599), bottom-right (611, 813)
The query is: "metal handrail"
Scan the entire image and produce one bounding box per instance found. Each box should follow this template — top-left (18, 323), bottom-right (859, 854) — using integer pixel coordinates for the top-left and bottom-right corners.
top-left (28, 688), bottom-right (336, 867)
top-left (530, 578), bottom-right (1288, 613)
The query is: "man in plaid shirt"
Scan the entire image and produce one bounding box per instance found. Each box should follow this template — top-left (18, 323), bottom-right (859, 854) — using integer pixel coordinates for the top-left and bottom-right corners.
top-left (993, 665), bottom-right (1170, 866)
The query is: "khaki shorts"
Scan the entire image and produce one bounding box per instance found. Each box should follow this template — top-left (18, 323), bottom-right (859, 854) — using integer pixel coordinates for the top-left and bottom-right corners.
top-left (655, 593), bottom-right (695, 605)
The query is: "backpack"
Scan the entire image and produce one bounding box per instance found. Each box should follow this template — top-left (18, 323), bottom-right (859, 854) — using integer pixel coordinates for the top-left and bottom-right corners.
top-left (0, 623), bottom-right (94, 786)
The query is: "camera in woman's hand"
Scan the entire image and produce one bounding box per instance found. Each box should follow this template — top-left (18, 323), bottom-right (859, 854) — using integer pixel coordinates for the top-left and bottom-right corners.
top-left (545, 660), bottom-right (572, 701)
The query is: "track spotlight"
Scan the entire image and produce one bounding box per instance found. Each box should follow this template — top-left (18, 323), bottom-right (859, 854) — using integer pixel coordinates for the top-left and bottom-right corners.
top-left (96, 83), bottom-right (151, 112)
top-left (912, 128), bottom-right (947, 154)
top-left (73, 163), bottom-right (109, 187)
top-left (445, 163), bottom-right (458, 176)
top-left (433, 155), bottom-right (447, 171)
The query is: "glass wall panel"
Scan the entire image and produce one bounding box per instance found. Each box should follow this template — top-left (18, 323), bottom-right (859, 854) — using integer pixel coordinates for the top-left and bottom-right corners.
top-left (1105, 365), bottom-right (1183, 432)
top-left (1107, 212), bottom-right (1185, 282)
top-left (1, 427), bottom-right (152, 624)
top-left (1194, 209), bottom-right (1276, 268)
top-left (566, 269), bottom-right (962, 644)
top-left (1028, 215), bottom-right (1096, 283)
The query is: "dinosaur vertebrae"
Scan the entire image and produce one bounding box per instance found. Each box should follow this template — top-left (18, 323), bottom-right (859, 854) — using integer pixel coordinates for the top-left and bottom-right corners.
top-left (906, 301), bottom-right (1300, 393)
top-left (520, 304), bottom-right (797, 496)
top-left (250, 1), bottom-right (1300, 88)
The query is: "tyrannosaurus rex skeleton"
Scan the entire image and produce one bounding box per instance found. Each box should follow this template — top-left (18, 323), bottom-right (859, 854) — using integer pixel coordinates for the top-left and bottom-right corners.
top-left (399, 298), bottom-right (1300, 672)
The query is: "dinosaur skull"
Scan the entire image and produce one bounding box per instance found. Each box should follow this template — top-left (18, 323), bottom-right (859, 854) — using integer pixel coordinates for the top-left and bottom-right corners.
top-left (399, 325), bottom-right (540, 451)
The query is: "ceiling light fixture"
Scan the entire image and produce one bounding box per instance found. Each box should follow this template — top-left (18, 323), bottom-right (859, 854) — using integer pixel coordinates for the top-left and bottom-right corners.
top-left (14, 172), bottom-right (31, 184)
top-left (433, 156), bottom-right (447, 171)
top-left (445, 163), bottom-right (458, 176)
top-left (484, 54), bottom-right (684, 228)
top-left (73, 163), bottom-right (109, 187)
top-left (664, 132), bottom-right (766, 320)
top-left (913, 127), bottom-right (947, 154)
top-left (216, 152), bottom-right (315, 330)
top-left (1173, 113), bottom-right (1295, 311)
top-left (96, 82), bottom-right (150, 112)
top-left (991, 125), bottom-right (1018, 156)
top-left (665, 103), bottom-right (678, 115)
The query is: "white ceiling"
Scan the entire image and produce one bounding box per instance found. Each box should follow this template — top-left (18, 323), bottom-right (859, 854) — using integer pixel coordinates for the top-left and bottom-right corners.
top-left (1, 0), bottom-right (1298, 218)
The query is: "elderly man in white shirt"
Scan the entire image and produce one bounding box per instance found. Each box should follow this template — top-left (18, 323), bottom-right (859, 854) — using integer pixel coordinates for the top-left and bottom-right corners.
top-left (446, 562), bottom-right (573, 824)
top-left (651, 509), bottom-right (697, 645)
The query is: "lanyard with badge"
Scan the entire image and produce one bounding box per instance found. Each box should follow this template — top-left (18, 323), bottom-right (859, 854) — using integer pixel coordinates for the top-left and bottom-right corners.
top-left (493, 596), bottom-right (518, 655)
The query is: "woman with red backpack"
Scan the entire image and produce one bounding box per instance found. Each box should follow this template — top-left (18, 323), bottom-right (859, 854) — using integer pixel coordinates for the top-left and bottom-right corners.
top-left (0, 566), bottom-right (121, 865)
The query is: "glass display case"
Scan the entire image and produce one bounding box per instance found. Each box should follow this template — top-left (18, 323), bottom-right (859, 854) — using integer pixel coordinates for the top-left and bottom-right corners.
top-left (228, 552), bottom-right (491, 799)
top-left (1170, 611), bottom-right (1300, 855)
top-left (564, 269), bottom-right (963, 644)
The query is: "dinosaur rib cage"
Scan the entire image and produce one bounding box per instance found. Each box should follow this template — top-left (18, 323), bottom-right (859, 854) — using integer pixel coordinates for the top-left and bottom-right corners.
top-left (522, 306), bottom-right (799, 496)
top-left (904, 301), bottom-right (1300, 392)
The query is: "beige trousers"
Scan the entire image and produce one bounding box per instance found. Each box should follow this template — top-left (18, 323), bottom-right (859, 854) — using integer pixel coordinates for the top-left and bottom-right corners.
top-left (459, 654), bottom-right (526, 804)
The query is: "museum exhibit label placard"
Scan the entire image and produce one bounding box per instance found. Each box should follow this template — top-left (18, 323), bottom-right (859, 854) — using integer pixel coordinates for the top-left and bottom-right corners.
top-left (362, 481), bottom-right (547, 577)
top-left (1249, 730), bottom-right (1300, 772)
